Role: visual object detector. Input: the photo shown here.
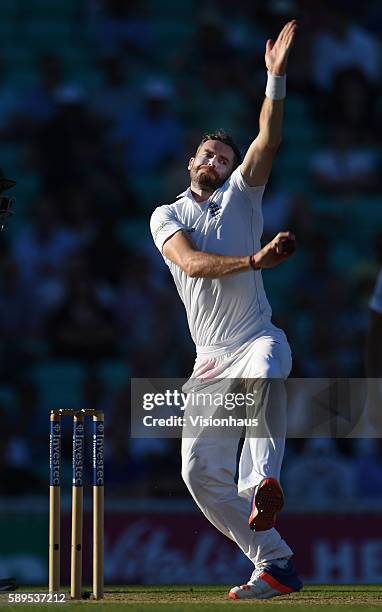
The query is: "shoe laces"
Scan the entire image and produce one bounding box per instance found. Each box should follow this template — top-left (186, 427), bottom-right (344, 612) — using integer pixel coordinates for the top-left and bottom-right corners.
top-left (249, 561), bottom-right (269, 583)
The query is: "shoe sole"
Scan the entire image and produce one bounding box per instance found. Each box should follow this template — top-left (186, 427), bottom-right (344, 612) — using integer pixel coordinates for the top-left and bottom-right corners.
top-left (228, 586), bottom-right (299, 601)
top-left (248, 477), bottom-right (284, 531)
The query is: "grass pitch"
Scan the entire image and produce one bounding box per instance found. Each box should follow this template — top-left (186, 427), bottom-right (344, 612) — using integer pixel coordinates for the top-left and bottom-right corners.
top-left (0, 585), bottom-right (381, 610)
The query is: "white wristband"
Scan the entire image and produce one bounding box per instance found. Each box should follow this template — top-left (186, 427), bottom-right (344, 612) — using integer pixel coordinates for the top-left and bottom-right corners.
top-left (265, 71), bottom-right (286, 100)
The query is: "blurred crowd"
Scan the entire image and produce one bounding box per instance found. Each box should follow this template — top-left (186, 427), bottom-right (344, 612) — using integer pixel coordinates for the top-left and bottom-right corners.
top-left (1, 0), bottom-right (382, 505)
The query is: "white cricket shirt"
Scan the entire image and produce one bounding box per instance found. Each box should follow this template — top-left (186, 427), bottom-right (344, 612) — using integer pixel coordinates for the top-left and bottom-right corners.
top-left (150, 166), bottom-right (272, 355)
top-left (370, 269), bottom-right (382, 314)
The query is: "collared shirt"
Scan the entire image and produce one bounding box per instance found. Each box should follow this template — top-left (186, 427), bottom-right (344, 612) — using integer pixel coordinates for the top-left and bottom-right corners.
top-left (150, 166), bottom-right (272, 354)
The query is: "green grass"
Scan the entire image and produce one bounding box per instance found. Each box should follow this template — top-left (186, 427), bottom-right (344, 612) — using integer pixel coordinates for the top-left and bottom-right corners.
top-left (0, 585), bottom-right (381, 610)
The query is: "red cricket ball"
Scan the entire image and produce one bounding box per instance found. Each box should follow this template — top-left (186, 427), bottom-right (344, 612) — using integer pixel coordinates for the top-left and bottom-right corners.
top-left (277, 237), bottom-right (296, 255)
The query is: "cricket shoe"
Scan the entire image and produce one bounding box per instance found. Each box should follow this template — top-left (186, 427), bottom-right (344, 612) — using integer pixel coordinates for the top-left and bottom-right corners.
top-left (248, 477), bottom-right (284, 531)
top-left (228, 558), bottom-right (302, 600)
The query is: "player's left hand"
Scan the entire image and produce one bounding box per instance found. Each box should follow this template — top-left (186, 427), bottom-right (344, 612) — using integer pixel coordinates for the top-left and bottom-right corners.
top-left (265, 20), bottom-right (297, 76)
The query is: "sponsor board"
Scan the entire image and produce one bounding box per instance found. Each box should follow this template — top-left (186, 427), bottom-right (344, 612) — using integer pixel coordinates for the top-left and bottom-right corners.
top-left (0, 511), bottom-right (381, 584)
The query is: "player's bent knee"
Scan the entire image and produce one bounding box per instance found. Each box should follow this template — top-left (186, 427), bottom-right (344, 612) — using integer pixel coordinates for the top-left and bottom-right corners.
top-left (182, 451), bottom-right (236, 506)
top-left (182, 451), bottom-right (226, 496)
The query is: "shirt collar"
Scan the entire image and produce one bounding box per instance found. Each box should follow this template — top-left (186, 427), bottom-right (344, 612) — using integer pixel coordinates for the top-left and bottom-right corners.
top-left (176, 186), bottom-right (217, 204)
top-left (176, 186), bottom-right (192, 199)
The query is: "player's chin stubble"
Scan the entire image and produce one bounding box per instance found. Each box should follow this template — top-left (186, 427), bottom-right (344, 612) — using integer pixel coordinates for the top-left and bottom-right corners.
top-left (190, 166), bottom-right (227, 191)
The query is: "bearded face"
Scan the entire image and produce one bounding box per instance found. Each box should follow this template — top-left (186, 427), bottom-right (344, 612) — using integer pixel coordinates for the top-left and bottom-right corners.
top-left (188, 140), bottom-right (235, 193)
top-left (189, 163), bottom-right (228, 191)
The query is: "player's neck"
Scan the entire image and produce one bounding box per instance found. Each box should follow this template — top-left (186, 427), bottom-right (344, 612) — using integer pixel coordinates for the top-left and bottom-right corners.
top-left (190, 183), bottom-right (213, 203)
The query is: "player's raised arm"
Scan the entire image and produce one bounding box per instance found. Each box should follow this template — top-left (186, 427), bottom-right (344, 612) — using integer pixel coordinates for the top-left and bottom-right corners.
top-left (241, 20), bottom-right (297, 187)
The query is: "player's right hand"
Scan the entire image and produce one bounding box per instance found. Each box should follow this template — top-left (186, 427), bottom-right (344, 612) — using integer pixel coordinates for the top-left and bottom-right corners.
top-left (252, 231), bottom-right (296, 269)
top-left (265, 20), bottom-right (297, 77)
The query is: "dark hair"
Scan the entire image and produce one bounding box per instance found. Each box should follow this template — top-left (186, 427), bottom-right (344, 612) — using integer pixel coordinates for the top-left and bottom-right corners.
top-left (197, 129), bottom-right (242, 170)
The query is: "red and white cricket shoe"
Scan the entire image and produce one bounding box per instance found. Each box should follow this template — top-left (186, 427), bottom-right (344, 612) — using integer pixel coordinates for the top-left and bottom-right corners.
top-left (248, 477), bottom-right (284, 531)
top-left (228, 559), bottom-right (302, 600)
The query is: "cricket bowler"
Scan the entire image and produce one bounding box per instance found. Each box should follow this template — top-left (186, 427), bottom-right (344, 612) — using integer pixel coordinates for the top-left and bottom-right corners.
top-left (150, 20), bottom-right (303, 599)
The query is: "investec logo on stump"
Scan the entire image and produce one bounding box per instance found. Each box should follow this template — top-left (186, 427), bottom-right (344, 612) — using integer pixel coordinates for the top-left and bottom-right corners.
top-left (73, 422), bottom-right (84, 486)
top-left (93, 422), bottom-right (104, 486)
top-left (50, 422), bottom-right (61, 486)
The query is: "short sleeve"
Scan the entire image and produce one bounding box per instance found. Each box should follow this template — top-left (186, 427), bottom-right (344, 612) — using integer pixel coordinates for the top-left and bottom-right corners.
top-left (369, 270), bottom-right (382, 314)
top-left (228, 166), bottom-right (266, 207)
top-left (150, 205), bottom-right (185, 253)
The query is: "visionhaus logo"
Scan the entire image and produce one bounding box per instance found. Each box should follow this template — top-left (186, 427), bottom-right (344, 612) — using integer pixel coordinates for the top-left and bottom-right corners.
top-left (131, 377), bottom-right (381, 439)
top-left (136, 388), bottom-right (259, 433)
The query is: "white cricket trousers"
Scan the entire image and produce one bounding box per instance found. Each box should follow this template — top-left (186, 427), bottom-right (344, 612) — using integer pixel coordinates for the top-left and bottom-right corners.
top-left (181, 325), bottom-right (293, 567)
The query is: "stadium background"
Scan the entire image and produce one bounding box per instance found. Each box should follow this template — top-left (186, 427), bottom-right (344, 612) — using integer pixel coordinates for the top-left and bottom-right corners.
top-left (0, 0), bottom-right (382, 588)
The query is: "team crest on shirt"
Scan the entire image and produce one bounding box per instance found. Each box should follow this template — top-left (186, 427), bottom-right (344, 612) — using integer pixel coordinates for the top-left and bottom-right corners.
top-left (208, 199), bottom-right (221, 219)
